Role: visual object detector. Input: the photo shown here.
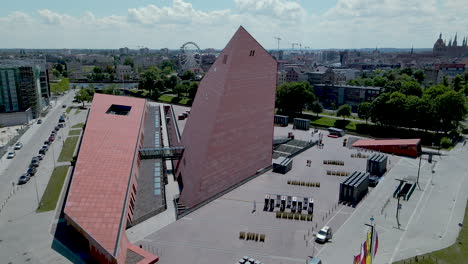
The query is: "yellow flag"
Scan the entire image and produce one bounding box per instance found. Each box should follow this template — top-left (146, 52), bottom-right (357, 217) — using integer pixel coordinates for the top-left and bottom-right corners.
top-left (366, 231), bottom-right (372, 264)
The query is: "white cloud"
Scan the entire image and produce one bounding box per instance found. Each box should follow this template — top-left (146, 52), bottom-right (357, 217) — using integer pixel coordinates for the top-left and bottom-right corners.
top-left (0, 11), bottom-right (33, 24)
top-left (0, 0), bottom-right (466, 49)
top-left (37, 9), bottom-right (72, 25)
top-left (127, 0), bottom-right (230, 25)
top-left (234, 0), bottom-right (306, 21)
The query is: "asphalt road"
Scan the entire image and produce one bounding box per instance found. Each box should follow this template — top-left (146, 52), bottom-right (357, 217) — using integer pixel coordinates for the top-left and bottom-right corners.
top-left (0, 90), bottom-right (90, 264)
top-left (0, 91), bottom-right (75, 204)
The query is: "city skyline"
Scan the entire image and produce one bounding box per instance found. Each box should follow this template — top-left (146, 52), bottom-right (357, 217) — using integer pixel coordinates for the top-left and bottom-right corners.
top-left (0, 0), bottom-right (467, 49)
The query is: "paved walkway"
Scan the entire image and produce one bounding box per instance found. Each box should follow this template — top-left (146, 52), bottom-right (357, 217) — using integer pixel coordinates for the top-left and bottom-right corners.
top-left (127, 103), bottom-right (180, 244)
top-left (316, 143), bottom-right (468, 263)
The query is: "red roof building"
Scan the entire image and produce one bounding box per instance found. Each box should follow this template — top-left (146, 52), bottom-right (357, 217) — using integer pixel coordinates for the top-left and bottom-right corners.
top-left (352, 138), bottom-right (421, 157)
top-left (64, 94), bottom-right (158, 264)
top-left (176, 26), bottom-right (277, 208)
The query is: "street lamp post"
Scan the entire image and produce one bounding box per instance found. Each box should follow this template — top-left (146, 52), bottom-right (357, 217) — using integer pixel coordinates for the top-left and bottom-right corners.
top-left (395, 179), bottom-right (407, 230)
top-left (416, 154), bottom-right (422, 190)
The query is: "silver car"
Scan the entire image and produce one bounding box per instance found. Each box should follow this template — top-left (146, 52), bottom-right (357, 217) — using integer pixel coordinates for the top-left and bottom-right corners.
top-left (14, 142), bottom-right (23, 150)
top-left (7, 151), bottom-right (16, 159)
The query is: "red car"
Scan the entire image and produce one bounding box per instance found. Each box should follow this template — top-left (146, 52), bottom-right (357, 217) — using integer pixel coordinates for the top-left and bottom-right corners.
top-left (49, 136), bottom-right (55, 141)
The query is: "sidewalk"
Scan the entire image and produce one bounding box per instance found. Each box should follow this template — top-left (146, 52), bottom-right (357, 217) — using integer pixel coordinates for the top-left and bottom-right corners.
top-left (316, 143), bottom-right (468, 263)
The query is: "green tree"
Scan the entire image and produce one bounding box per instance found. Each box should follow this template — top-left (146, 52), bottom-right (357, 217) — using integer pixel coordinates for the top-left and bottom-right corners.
top-left (400, 81), bottom-right (422, 97)
top-left (435, 90), bottom-right (467, 133)
top-left (75, 88), bottom-right (92, 108)
top-left (424, 84), bottom-right (451, 99)
top-left (452, 74), bottom-right (463, 92)
top-left (164, 75), bottom-right (178, 90)
top-left (357, 102), bottom-right (372, 124)
top-left (310, 101), bottom-right (323, 117)
top-left (336, 104), bottom-right (352, 120)
top-left (139, 67), bottom-right (162, 98)
top-left (102, 85), bottom-right (121, 95)
top-left (180, 70), bottom-right (195, 81)
top-left (276, 82), bottom-right (315, 114)
top-left (123, 57), bottom-right (134, 68)
top-left (442, 76), bottom-right (450, 87)
top-left (173, 83), bottom-right (190, 98)
top-left (372, 76), bottom-right (387, 87)
top-left (104, 65), bottom-right (115, 74)
top-left (161, 61), bottom-right (176, 74)
top-left (188, 82), bottom-right (199, 100)
top-left (413, 69), bottom-right (425, 84)
top-left (400, 67), bottom-right (413, 76)
top-left (384, 80), bottom-right (402, 93)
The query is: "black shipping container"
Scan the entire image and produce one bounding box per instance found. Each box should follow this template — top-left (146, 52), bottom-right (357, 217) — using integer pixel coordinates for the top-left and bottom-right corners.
top-left (293, 118), bottom-right (310, 130)
top-left (367, 154), bottom-right (388, 176)
top-left (274, 115), bottom-right (289, 126)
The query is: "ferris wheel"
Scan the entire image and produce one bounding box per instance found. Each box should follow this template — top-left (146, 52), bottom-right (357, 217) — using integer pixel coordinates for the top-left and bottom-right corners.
top-left (179, 42), bottom-right (202, 73)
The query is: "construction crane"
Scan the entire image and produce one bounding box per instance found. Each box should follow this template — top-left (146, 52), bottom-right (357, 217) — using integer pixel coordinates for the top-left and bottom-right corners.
top-left (292, 43), bottom-right (300, 50)
top-left (273, 37), bottom-right (281, 50)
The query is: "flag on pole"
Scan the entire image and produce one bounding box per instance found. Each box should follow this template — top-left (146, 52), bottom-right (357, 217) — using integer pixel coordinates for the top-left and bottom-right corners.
top-left (372, 228), bottom-right (379, 257)
top-left (360, 241), bottom-right (367, 264)
top-left (366, 231), bottom-right (372, 264)
top-left (354, 254), bottom-right (360, 264)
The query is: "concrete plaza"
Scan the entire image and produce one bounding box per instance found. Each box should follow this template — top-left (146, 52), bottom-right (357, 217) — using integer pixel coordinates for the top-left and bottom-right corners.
top-left (134, 126), bottom-right (401, 264)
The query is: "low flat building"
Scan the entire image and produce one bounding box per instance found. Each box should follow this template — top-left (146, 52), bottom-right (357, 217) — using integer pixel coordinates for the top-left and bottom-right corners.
top-left (352, 138), bottom-right (421, 157)
top-left (314, 84), bottom-right (381, 111)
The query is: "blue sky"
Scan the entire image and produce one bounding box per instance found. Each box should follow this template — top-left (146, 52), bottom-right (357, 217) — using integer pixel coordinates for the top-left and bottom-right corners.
top-left (0, 0), bottom-right (466, 49)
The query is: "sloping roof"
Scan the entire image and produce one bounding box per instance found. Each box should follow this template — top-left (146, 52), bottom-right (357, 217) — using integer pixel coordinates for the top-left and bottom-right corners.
top-left (352, 139), bottom-right (420, 147)
top-left (177, 26), bottom-right (277, 207)
top-left (64, 93), bottom-right (146, 256)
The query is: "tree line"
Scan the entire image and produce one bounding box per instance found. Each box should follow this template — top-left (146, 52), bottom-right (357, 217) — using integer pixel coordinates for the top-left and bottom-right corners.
top-left (275, 68), bottom-right (467, 134)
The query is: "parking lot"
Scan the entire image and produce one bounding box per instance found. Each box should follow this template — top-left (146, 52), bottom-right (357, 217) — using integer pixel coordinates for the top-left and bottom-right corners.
top-left (137, 125), bottom-right (400, 264)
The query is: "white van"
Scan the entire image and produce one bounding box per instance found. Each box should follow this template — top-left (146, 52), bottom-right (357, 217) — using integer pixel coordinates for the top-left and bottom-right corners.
top-left (315, 226), bottom-right (332, 243)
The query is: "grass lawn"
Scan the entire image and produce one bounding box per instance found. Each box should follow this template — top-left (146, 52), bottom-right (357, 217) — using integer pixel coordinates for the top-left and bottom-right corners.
top-left (158, 94), bottom-right (175, 102)
top-left (65, 106), bottom-right (72, 114)
top-left (68, 129), bottom-right (81, 136)
top-left (74, 108), bottom-right (81, 115)
top-left (37, 165), bottom-right (70, 212)
top-left (309, 116), bottom-right (358, 131)
top-left (158, 94), bottom-right (191, 105)
top-left (393, 205), bottom-right (467, 264)
top-left (72, 122), bottom-right (85, 129)
top-left (58, 136), bottom-right (79, 162)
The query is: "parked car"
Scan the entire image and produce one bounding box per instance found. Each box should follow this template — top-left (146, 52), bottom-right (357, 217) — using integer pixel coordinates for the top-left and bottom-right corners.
top-left (59, 116), bottom-right (65, 123)
top-left (30, 157), bottom-right (40, 167)
top-left (369, 175), bottom-right (379, 187)
top-left (39, 146), bottom-right (48, 155)
top-left (62, 104), bottom-right (67, 108)
top-left (14, 142), bottom-right (23, 150)
top-left (6, 151), bottom-right (16, 159)
top-left (51, 130), bottom-right (57, 135)
top-left (37, 154), bottom-right (44, 160)
top-left (54, 126), bottom-right (60, 131)
top-left (49, 136), bottom-right (55, 142)
top-left (315, 226), bottom-right (333, 243)
top-left (44, 140), bottom-right (51, 145)
top-left (27, 167), bottom-right (37, 176)
top-left (18, 174), bottom-right (31, 185)
top-left (58, 123), bottom-right (65, 128)
top-left (37, 119), bottom-right (43, 124)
